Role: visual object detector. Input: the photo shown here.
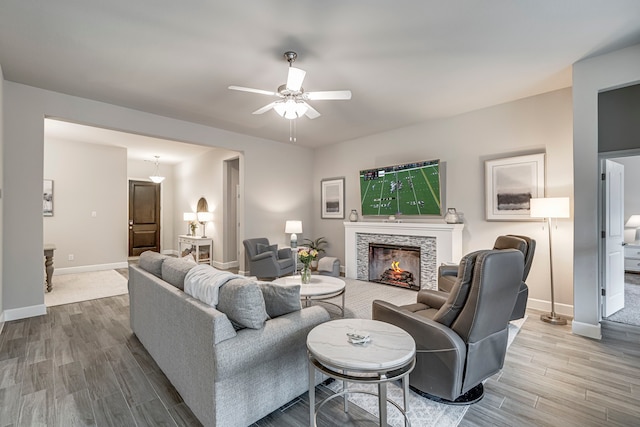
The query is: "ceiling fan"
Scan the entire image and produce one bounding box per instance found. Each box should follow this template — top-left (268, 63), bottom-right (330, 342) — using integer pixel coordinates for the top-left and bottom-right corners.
top-left (228, 51), bottom-right (352, 120)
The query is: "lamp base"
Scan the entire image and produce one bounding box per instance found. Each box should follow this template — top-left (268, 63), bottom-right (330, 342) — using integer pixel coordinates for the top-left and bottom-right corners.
top-left (540, 313), bottom-right (567, 325)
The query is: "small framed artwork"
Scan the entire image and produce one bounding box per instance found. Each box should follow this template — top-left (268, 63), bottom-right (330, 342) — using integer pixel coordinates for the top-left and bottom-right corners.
top-left (321, 177), bottom-right (345, 219)
top-left (485, 153), bottom-right (545, 221)
top-left (43, 179), bottom-right (54, 217)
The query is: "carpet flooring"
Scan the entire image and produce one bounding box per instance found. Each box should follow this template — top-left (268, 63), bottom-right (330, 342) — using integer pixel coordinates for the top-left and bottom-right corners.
top-left (604, 273), bottom-right (640, 326)
top-left (44, 269), bottom-right (129, 307)
top-left (317, 278), bottom-right (525, 427)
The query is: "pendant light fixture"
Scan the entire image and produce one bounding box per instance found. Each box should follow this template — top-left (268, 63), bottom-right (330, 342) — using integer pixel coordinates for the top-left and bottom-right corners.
top-left (149, 156), bottom-right (165, 183)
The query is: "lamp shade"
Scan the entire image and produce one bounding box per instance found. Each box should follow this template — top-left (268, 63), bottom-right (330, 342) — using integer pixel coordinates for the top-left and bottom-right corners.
top-left (197, 211), bottom-right (213, 223)
top-left (285, 220), bottom-right (303, 234)
top-left (530, 197), bottom-right (570, 219)
top-left (183, 212), bottom-right (196, 222)
top-left (625, 215), bottom-right (640, 228)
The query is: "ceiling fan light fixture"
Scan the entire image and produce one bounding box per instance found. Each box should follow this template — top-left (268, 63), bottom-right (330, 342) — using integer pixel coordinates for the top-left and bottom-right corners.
top-left (274, 99), bottom-right (308, 119)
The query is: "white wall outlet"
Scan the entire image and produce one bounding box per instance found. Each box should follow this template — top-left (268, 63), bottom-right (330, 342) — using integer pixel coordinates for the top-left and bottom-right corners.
top-left (68, 254), bottom-right (74, 261)
top-left (91, 211), bottom-right (97, 217)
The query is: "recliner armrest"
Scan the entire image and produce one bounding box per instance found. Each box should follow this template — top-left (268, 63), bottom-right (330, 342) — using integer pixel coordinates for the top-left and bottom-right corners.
top-left (416, 290), bottom-right (450, 309)
top-left (438, 264), bottom-right (459, 277)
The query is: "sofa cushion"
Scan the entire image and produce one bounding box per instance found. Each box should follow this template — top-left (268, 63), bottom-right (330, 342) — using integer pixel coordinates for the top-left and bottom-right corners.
top-left (162, 256), bottom-right (197, 290)
top-left (138, 251), bottom-right (170, 278)
top-left (258, 282), bottom-right (301, 318)
top-left (217, 278), bottom-right (268, 330)
top-left (256, 243), bottom-right (277, 255)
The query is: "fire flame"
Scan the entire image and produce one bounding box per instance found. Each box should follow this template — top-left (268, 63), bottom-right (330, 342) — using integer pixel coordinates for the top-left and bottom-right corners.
top-left (391, 261), bottom-right (401, 272)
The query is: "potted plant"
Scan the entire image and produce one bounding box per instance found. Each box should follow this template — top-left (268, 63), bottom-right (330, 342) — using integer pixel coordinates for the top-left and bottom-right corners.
top-left (303, 237), bottom-right (328, 270)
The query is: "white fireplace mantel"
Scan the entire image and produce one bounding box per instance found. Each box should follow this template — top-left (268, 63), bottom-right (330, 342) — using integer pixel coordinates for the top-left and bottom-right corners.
top-left (344, 221), bottom-right (464, 280)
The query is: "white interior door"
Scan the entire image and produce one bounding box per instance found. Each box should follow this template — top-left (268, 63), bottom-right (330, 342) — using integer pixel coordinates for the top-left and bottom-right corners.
top-left (603, 159), bottom-right (625, 317)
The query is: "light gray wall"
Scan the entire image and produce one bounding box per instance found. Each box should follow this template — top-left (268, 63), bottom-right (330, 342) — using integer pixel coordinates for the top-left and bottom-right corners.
top-left (173, 148), bottom-right (242, 267)
top-left (2, 81), bottom-right (313, 318)
top-left (44, 138), bottom-right (127, 271)
top-left (313, 88), bottom-right (574, 313)
top-left (573, 43), bottom-right (640, 339)
top-left (127, 158), bottom-right (175, 254)
top-left (0, 64), bottom-right (4, 325)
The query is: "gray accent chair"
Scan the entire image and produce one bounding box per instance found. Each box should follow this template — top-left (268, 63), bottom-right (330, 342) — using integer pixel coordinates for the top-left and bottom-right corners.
top-left (373, 249), bottom-right (524, 404)
top-left (243, 238), bottom-right (294, 279)
top-left (438, 234), bottom-right (535, 320)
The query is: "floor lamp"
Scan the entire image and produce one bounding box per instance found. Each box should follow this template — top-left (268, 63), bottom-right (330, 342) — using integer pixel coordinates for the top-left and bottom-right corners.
top-left (530, 197), bottom-right (570, 325)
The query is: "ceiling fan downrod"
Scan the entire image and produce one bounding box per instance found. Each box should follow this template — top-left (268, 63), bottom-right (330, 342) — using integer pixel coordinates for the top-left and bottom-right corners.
top-left (284, 51), bottom-right (297, 66)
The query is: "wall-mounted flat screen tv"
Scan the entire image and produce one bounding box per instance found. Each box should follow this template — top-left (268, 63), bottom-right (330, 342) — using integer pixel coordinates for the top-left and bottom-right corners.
top-left (359, 159), bottom-right (442, 216)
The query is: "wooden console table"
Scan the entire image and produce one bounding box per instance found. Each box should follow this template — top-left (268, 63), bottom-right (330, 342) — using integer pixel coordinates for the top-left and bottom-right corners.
top-left (178, 235), bottom-right (213, 266)
top-left (44, 243), bottom-right (56, 292)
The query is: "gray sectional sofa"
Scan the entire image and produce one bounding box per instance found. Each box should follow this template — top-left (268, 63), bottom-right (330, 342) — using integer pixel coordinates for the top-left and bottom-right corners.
top-left (128, 252), bottom-right (330, 427)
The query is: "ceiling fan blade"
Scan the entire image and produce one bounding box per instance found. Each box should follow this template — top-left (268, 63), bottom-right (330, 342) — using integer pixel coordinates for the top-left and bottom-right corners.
top-left (305, 90), bottom-right (352, 101)
top-left (252, 102), bottom-right (277, 115)
top-left (286, 67), bottom-right (306, 92)
top-left (229, 86), bottom-right (278, 96)
top-left (303, 102), bottom-right (321, 119)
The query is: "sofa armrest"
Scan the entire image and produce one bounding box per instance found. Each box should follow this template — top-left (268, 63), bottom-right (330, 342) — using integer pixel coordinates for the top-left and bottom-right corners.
top-left (214, 306), bottom-right (330, 380)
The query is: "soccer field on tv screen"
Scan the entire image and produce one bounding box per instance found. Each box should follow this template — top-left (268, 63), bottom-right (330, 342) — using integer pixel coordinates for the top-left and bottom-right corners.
top-left (359, 161), bottom-right (442, 216)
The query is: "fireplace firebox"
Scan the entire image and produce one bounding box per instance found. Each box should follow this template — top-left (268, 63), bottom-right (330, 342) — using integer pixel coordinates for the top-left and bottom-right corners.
top-left (368, 243), bottom-right (421, 291)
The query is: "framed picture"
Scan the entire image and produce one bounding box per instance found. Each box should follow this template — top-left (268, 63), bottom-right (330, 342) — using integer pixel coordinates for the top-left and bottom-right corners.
top-left (321, 177), bottom-right (345, 219)
top-left (485, 153), bottom-right (545, 221)
top-left (43, 179), bottom-right (54, 217)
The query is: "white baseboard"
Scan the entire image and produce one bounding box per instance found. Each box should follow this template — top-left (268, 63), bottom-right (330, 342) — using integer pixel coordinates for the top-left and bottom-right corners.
top-left (213, 260), bottom-right (239, 270)
top-left (55, 262), bottom-right (129, 276)
top-left (0, 311), bottom-right (5, 335)
top-left (527, 298), bottom-right (574, 318)
top-left (4, 304), bottom-right (47, 321)
top-left (572, 320), bottom-right (602, 340)
top-left (163, 249), bottom-right (178, 256)
top-left (239, 269), bottom-right (251, 276)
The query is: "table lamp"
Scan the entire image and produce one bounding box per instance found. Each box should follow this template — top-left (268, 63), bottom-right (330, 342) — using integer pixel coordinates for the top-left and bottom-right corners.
top-left (197, 211), bottom-right (213, 238)
top-left (530, 197), bottom-right (570, 325)
top-left (625, 215), bottom-right (640, 243)
top-left (285, 220), bottom-right (303, 248)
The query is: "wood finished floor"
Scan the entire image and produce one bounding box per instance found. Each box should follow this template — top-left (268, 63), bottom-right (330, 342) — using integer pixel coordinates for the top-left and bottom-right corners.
top-left (1, 297), bottom-right (639, 427)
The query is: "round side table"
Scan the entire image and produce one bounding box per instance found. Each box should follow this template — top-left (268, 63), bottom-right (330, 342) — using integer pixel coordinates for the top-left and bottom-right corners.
top-left (307, 318), bottom-right (416, 427)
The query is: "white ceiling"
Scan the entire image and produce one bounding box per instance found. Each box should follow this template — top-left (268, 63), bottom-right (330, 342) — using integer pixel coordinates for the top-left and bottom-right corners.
top-left (3, 1), bottom-right (640, 148)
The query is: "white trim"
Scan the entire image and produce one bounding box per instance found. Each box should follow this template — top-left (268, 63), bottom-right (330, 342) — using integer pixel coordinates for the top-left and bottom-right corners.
top-left (4, 304), bottom-right (47, 321)
top-left (54, 262), bottom-right (128, 275)
top-left (527, 298), bottom-right (574, 318)
top-left (213, 260), bottom-right (239, 270)
top-left (163, 249), bottom-right (178, 256)
top-left (0, 311), bottom-right (5, 335)
top-left (572, 321), bottom-right (602, 340)
top-left (239, 269), bottom-right (251, 276)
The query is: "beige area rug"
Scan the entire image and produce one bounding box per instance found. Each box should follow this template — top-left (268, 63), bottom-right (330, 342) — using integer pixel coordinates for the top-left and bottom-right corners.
top-left (321, 278), bottom-right (526, 427)
top-left (45, 270), bottom-right (128, 307)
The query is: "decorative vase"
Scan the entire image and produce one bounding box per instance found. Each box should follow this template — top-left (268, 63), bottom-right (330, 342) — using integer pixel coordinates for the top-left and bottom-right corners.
top-left (349, 209), bottom-right (359, 222)
top-left (301, 265), bottom-right (311, 284)
top-left (444, 208), bottom-right (461, 224)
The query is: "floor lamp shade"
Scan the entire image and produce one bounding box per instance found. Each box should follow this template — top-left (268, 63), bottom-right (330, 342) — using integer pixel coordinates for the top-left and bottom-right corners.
top-left (530, 197), bottom-right (570, 325)
top-left (285, 220), bottom-right (303, 248)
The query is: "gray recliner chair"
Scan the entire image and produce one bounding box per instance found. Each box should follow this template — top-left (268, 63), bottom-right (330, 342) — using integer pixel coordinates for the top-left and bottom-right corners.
top-left (438, 235), bottom-right (535, 320)
top-left (243, 238), bottom-right (294, 279)
top-left (373, 249), bottom-right (524, 404)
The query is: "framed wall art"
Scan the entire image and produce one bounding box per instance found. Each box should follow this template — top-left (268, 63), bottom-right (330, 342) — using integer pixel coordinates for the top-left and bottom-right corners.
top-left (321, 177), bottom-right (345, 219)
top-left (43, 179), bottom-right (54, 217)
top-left (485, 153), bottom-right (545, 221)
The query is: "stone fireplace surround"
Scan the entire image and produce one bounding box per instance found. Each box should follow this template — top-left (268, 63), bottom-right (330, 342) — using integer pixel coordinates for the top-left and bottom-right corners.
top-left (344, 221), bottom-right (464, 290)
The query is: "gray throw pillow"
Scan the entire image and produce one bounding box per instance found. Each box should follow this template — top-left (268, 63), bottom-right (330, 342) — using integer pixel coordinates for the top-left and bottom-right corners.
top-left (258, 282), bottom-right (302, 318)
top-left (138, 251), bottom-right (169, 278)
top-left (162, 256), bottom-right (197, 290)
top-left (217, 279), bottom-right (268, 330)
top-left (256, 243), bottom-right (278, 255)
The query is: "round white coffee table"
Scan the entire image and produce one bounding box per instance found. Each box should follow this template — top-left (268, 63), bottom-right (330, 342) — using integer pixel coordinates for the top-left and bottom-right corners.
top-left (272, 275), bottom-right (346, 317)
top-left (307, 319), bottom-right (416, 427)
